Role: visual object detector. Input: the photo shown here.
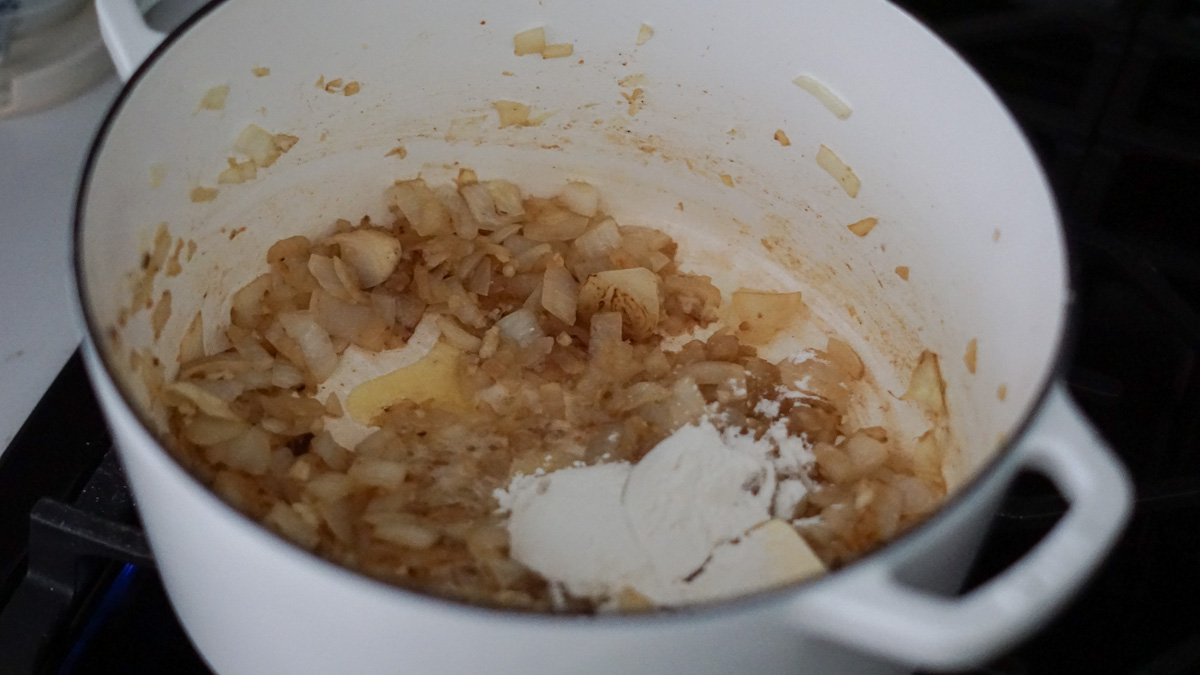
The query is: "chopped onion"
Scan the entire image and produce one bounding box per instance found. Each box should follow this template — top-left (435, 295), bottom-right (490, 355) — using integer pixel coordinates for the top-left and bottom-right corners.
top-left (637, 23), bottom-right (654, 45)
top-left (348, 457), bottom-right (408, 489)
top-left (332, 255), bottom-right (367, 304)
top-left (437, 315), bottom-right (483, 352)
top-left (371, 514), bottom-right (440, 549)
top-left (542, 265), bottom-right (578, 325)
top-left (308, 254), bottom-right (349, 300)
top-left (513, 26), bottom-right (546, 55)
top-left (573, 217), bottom-right (621, 258)
top-left (270, 361), bottom-right (306, 389)
top-left (578, 268), bottom-right (662, 339)
top-left (816, 144), bottom-right (861, 198)
top-left (912, 430), bottom-right (945, 491)
top-left (278, 311), bottom-right (338, 381)
top-left (524, 202), bottom-right (590, 242)
top-left (435, 184), bottom-right (481, 239)
top-left (226, 326), bottom-right (274, 370)
top-left (461, 181), bottom-right (525, 227)
top-left (329, 229), bottom-right (402, 288)
top-left (495, 308), bottom-right (543, 347)
top-left (310, 290), bottom-right (385, 347)
top-left (589, 311), bottom-right (624, 354)
top-left (558, 182), bottom-right (599, 217)
top-left (183, 415), bottom-right (248, 446)
top-left (265, 503), bottom-right (320, 549)
top-left (847, 217), bottom-right (877, 237)
top-left (902, 350), bottom-right (947, 415)
top-left (541, 43), bottom-right (573, 59)
top-left (486, 180), bottom-right (525, 221)
top-left (793, 75), bottom-right (852, 120)
top-left (166, 381), bottom-right (241, 421)
top-left (387, 178), bottom-right (452, 236)
top-left (514, 243), bottom-right (553, 273)
top-left (223, 426), bottom-right (272, 475)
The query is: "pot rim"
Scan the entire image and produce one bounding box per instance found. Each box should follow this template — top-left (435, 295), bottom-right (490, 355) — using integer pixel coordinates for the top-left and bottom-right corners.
top-left (71, 0), bottom-right (1076, 624)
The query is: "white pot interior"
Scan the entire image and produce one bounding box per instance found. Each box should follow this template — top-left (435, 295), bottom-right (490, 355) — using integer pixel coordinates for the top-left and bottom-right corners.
top-left (79, 0), bottom-right (1066, 542)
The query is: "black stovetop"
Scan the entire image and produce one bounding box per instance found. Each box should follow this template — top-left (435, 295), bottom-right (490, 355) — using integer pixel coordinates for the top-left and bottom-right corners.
top-left (3, 1), bottom-right (1200, 673)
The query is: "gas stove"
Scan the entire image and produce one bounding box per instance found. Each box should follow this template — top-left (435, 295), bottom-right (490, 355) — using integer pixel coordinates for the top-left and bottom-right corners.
top-left (2, 1), bottom-right (1198, 673)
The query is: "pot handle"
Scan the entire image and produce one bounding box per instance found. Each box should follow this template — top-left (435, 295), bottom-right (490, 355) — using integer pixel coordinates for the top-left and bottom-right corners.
top-left (789, 384), bottom-right (1131, 670)
top-left (94, 0), bottom-right (165, 81)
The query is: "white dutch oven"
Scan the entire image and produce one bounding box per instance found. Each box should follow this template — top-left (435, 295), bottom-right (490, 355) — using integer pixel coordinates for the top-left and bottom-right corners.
top-left (74, 0), bottom-right (1132, 672)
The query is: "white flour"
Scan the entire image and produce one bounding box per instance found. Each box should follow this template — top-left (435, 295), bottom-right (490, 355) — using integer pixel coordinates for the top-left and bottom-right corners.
top-left (494, 417), bottom-right (823, 608)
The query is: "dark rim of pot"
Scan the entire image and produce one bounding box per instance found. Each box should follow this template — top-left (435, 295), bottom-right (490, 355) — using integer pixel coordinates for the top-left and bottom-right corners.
top-left (72, 0), bottom-right (1076, 624)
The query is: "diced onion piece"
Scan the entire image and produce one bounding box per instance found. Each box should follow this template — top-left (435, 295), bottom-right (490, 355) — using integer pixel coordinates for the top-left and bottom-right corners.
top-left (578, 268), bottom-right (661, 339)
top-left (460, 180), bottom-right (524, 227)
top-left (493, 100), bottom-right (531, 128)
top-left (573, 217), bottom-right (621, 259)
top-left (912, 429), bottom-right (946, 491)
top-left (329, 229), bottom-right (401, 288)
top-left (793, 75), bottom-right (852, 120)
top-left (524, 201), bottom-right (590, 242)
top-left (370, 514), bottom-right (440, 549)
top-left (847, 217), bottom-right (878, 237)
top-left (902, 350), bottom-right (947, 416)
top-left (387, 178), bottom-right (452, 236)
top-left (198, 85), bottom-right (228, 110)
top-left (495, 308), bottom-right (544, 347)
top-left (227, 326), bottom-right (275, 370)
top-left (895, 266), bottom-right (910, 280)
top-left (436, 315), bottom-right (483, 352)
top-left (637, 23), bottom-right (654, 45)
top-left (436, 184), bottom-right (481, 239)
top-left (183, 415), bottom-right (248, 446)
top-left (348, 457), bottom-right (408, 489)
top-left (485, 180), bottom-right (525, 221)
top-left (541, 43), bottom-right (573, 59)
top-left (223, 426), bottom-right (272, 475)
top-left (278, 311), bottom-right (338, 382)
top-left (308, 254), bottom-right (352, 301)
top-left (816, 144), bottom-right (861, 198)
top-left (310, 431), bottom-right (350, 471)
top-left (774, 129), bottom-right (791, 146)
top-left (542, 265), bottom-right (579, 325)
top-left (589, 311), bottom-right (623, 354)
top-left (964, 338), bottom-right (978, 374)
top-left (311, 290), bottom-right (386, 348)
top-left (557, 181), bottom-right (599, 217)
top-left (513, 27), bottom-right (546, 55)
top-left (265, 503), bottom-right (320, 549)
top-left (166, 381), bottom-right (242, 421)
top-left (234, 124), bottom-right (282, 167)
top-left (844, 431), bottom-right (888, 476)
top-left (271, 362), bottom-right (306, 389)
top-left (731, 289), bottom-right (805, 345)
top-left (825, 337), bottom-right (864, 379)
